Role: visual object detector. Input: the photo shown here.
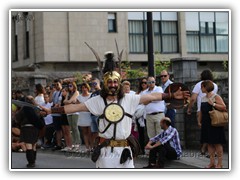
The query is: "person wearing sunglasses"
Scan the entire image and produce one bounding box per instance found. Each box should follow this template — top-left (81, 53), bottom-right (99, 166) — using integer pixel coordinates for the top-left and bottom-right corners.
top-left (160, 70), bottom-right (176, 127)
top-left (134, 77), bottom-right (148, 154)
top-left (63, 82), bottom-right (80, 152)
top-left (50, 79), bottom-right (64, 151)
top-left (89, 78), bottom-right (101, 149)
top-left (136, 77), bottom-right (148, 95)
top-left (143, 76), bottom-right (166, 139)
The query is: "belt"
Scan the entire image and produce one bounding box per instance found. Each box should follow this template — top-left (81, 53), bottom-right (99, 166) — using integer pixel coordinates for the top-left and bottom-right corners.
top-left (148, 112), bottom-right (163, 115)
top-left (99, 137), bottom-right (129, 147)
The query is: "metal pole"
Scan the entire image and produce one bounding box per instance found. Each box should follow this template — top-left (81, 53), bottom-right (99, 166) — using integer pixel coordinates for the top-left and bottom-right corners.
top-left (147, 12), bottom-right (154, 77)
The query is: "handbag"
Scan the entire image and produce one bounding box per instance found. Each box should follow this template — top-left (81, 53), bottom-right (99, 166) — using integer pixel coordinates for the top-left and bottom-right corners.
top-left (209, 107), bottom-right (228, 127)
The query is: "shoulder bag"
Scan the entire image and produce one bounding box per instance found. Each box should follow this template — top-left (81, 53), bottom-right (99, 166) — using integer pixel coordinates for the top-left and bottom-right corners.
top-left (208, 95), bottom-right (228, 127)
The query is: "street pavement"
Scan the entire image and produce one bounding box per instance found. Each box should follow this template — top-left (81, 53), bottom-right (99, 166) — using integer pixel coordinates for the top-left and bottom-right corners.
top-left (10, 147), bottom-right (229, 170)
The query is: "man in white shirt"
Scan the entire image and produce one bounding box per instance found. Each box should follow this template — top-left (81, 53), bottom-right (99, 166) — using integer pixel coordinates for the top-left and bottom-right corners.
top-left (41, 94), bottom-right (54, 148)
top-left (143, 76), bottom-right (165, 139)
top-left (41, 52), bottom-right (189, 168)
top-left (160, 70), bottom-right (176, 127)
top-left (187, 69), bottom-right (218, 154)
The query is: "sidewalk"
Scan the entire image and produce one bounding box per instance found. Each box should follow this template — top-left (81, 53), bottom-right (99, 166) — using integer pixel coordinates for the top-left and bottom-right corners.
top-left (177, 149), bottom-right (229, 169)
top-left (136, 149), bottom-right (229, 169)
top-left (40, 145), bottom-right (229, 169)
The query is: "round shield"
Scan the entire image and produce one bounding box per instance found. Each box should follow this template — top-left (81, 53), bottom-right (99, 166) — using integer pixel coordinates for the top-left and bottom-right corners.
top-left (103, 103), bottom-right (124, 123)
top-left (164, 82), bottom-right (190, 109)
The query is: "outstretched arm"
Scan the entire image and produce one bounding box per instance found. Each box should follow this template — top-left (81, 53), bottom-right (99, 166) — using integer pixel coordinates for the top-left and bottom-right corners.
top-left (140, 92), bottom-right (163, 105)
top-left (140, 87), bottom-right (190, 105)
top-left (64, 103), bottom-right (89, 113)
top-left (40, 103), bottom-right (89, 115)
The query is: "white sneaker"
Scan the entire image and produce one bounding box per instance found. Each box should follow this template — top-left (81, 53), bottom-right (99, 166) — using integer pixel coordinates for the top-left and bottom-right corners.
top-left (71, 147), bottom-right (80, 152)
top-left (61, 147), bottom-right (72, 152)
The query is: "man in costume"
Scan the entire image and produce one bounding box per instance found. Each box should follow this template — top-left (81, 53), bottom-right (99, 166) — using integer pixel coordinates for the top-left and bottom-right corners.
top-left (41, 52), bottom-right (189, 168)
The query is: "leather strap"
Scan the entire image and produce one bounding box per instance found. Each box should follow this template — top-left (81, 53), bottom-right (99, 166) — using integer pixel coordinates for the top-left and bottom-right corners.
top-left (99, 137), bottom-right (129, 147)
top-left (51, 106), bottom-right (65, 114)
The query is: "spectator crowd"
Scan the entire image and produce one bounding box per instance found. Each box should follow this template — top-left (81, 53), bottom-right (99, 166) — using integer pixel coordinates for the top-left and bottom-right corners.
top-left (11, 69), bottom-right (227, 169)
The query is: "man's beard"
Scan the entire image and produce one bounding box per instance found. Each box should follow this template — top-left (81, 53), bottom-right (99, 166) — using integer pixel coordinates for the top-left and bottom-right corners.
top-left (108, 86), bottom-right (118, 95)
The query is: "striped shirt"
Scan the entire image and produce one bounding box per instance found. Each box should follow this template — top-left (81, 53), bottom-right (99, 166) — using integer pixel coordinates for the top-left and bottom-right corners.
top-left (150, 126), bottom-right (182, 157)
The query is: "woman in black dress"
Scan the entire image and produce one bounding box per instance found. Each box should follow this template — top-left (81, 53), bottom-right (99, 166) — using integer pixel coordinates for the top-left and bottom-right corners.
top-left (15, 96), bottom-right (42, 168)
top-left (200, 80), bottom-right (227, 168)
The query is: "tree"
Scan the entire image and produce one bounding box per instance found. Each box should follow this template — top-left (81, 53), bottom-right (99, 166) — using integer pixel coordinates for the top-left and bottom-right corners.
top-left (222, 61), bottom-right (228, 72)
top-left (120, 61), bottom-right (147, 79)
top-left (154, 52), bottom-right (171, 75)
top-left (73, 72), bottom-right (83, 85)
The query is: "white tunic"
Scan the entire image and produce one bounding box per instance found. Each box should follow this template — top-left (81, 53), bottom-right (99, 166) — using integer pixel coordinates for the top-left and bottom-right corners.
top-left (84, 94), bottom-right (140, 168)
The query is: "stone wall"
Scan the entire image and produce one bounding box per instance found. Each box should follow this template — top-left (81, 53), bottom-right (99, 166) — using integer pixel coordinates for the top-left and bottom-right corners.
top-left (11, 71), bottom-right (89, 96)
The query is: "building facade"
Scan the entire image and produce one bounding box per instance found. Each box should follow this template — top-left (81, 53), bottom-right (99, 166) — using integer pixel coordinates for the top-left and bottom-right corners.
top-left (11, 10), bottom-right (229, 74)
top-left (10, 11), bottom-right (230, 149)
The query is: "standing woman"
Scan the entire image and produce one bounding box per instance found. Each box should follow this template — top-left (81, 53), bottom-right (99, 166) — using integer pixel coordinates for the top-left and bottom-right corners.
top-left (77, 82), bottom-right (93, 152)
top-left (134, 77), bottom-right (148, 154)
top-left (136, 77), bottom-right (148, 95)
top-left (63, 82), bottom-right (81, 151)
top-left (200, 80), bottom-right (227, 168)
top-left (34, 83), bottom-right (46, 146)
top-left (60, 87), bottom-right (73, 151)
top-left (34, 84), bottom-right (45, 106)
top-left (15, 96), bottom-right (41, 168)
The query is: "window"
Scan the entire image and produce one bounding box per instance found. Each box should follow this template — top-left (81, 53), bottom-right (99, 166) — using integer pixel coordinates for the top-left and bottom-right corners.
top-left (129, 20), bottom-right (145, 53)
top-left (187, 31), bottom-right (199, 53)
top-left (128, 12), bottom-right (178, 53)
top-left (200, 22), bottom-right (215, 53)
top-left (215, 12), bottom-right (228, 53)
top-left (12, 15), bottom-right (18, 62)
top-left (186, 12), bottom-right (228, 53)
top-left (108, 13), bottom-right (117, 32)
top-left (23, 12), bottom-right (30, 59)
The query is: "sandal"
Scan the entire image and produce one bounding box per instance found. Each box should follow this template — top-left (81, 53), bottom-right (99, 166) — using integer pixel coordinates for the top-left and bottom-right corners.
top-left (200, 150), bottom-right (206, 155)
top-left (205, 164), bottom-right (216, 168)
top-left (215, 165), bottom-right (223, 168)
top-left (200, 147), bottom-right (206, 155)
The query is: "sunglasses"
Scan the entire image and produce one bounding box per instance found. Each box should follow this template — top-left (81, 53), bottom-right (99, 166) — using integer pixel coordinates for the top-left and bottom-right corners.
top-left (68, 85), bottom-right (73, 88)
top-left (141, 81), bottom-right (147, 84)
top-left (147, 81), bottom-right (155, 84)
top-left (92, 82), bottom-right (97, 86)
top-left (160, 75), bottom-right (168, 78)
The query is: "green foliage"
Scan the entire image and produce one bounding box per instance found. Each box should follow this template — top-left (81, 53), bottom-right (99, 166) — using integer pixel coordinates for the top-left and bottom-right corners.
top-left (121, 60), bottom-right (147, 79)
top-left (155, 60), bottom-right (171, 75)
top-left (73, 72), bottom-right (83, 84)
top-left (120, 52), bottom-right (171, 79)
top-left (126, 68), bottom-right (146, 79)
top-left (120, 61), bottom-right (131, 70)
top-left (222, 61), bottom-right (228, 72)
top-left (154, 52), bottom-right (171, 75)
